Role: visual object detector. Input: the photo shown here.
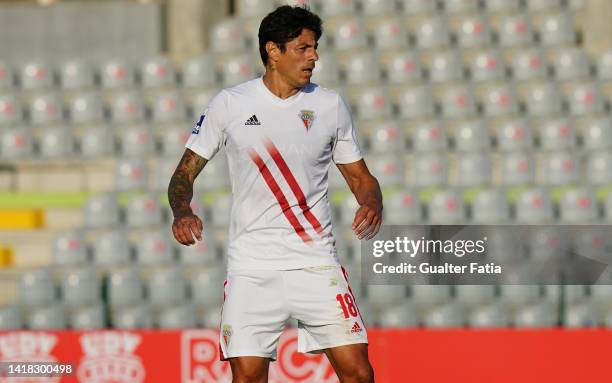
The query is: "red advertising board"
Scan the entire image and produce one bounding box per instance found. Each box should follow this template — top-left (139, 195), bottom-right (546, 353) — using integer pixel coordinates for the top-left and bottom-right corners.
top-left (1, 329), bottom-right (612, 382)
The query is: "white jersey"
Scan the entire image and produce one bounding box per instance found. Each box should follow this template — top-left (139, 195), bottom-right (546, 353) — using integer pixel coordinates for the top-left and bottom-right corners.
top-left (185, 77), bottom-right (362, 271)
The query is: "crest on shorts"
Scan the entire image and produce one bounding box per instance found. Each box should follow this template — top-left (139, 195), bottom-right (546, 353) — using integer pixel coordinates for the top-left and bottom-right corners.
top-left (222, 325), bottom-right (233, 347)
top-left (299, 110), bottom-right (315, 131)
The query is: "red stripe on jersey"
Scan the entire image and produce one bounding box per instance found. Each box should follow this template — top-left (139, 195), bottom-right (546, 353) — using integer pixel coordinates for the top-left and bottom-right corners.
top-left (249, 148), bottom-right (313, 244)
top-left (340, 266), bottom-right (364, 323)
top-left (263, 137), bottom-right (324, 235)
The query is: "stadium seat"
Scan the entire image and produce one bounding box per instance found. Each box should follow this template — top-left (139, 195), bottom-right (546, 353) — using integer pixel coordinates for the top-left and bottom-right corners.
top-left (221, 55), bottom-right (256, 87)
top-left (159, 303), bottom-right (197, 329)
top-left (0, 93), bottom-right (22, 126)
top-left (411, 120), bottom-right (448, 152)
top-left (92, 231), bottom-right (131, 266)
top-left (0, 306), bottom-right (22, 329)
top-left (514, 302), bottom-right (556, 327)
top-left (480, 84), bottom-right (519, 117)
top-left (353, 87), bottom-right (392, 120)
top-left (582, 117), bottom-right (612, 150)
top-left (189, 88), bottom-right (219, 119)
top-left (0, 60), bottom-right (13, 90)
top-left (59, 58), bottom-right (95, 90)
top-left (182, 54), bottom-right (217, 88)
top-left (339, 195), bottom-right (360, 226)
top-left (29, 93), bottom-right (62, 125)
top-left (151, 91), bottom-right (186, 123)
top-left (37, 127), bottom-right (73, 159)
top-left (483, 0), bottom-right (520, 13)
top-left (396, 86), bottom-right (435, 120)
top-left (28, 305), bottom-right (67, 330)
top-left (19, 268), bottom-right (56, 307)
top-left (496, 119), bottom-right (533, 151)
top-left (455, 15), bottom-right (492, 48)
top-left (114, 157), bottom-right (149, 191)
top-left (428, 189), bottom-right (465, 223)
top-left (444, 0), bottom-right (479, 13)
top-left (565, 304), bottom-right (597, 328)
top-left (61, 268), bottom-right (100, 307)
top-left (528, 227), bottom-right (568, 263)
top-left (538, 118), bottom-right (576, 150)
top-left (80, 125), bottom-right (115, 158)
top-left (68, 91), bottom-right (104, 124)
top-left (159, 125), bottom-right (191, 156)
top-left (154, 157), bottom-right (180, 191)
top-left (0, 126), bottom-right (34, 159)
top-left (319, 0), bottom-right (358, 17)
top-left (523, 82), bottom-right (563, 117)
top-left (596, 50), bottom-right (612, 81)
top-left (100, 59), bottom-right (135, 89)
top-left (423, 303), bottom-right (464, 327)
top-left (497, 15), bottom-right (534, 48)
top-left (471, 188), bottom-right (511, 223)
top-left (366, 154), bottom-right (404, 186)
top-left (178, 233), bottom-right (218, 265)
top-left (469, 49), bottom-right (505, 83)
top-left (400, 0), bottom-right (436, 14)
top-left (439, 85), bottom-right (477, 118)
top-left (136, 228), bottom-right (174, 266)
top-left (109, 91), bottom-right (145, 124)
top-left (237, 0), bottom-right (274, 17)
top-left (141, 56), bottom-right (177, 89)
top-left (193, 153), bottom-right (230, 190)
top-left (379, 303), bottom-right (420, 327)
top-left (331, 18), bottom-right (368, 51)
top-left (411, 285), bottom-right (452, 307)
top-left (537, 12), bottom-right (576, 46)
top-left (20, 60), bottom-right (53, 91)
top-left (542, 150), bottom-right (579, 186)
top-left (190, 266), bottom-right (225, 306)
top-left (118, 125), bottom-right (154, 157)
top-left (454, 119), bottom-right (490, 151)
top-left (566, 82), bottom-right (605, 117)
top-left (428, 50), bottom-right (464, 83)
top-left (412, 153), bottom-right (448, 187)
top-left (455, 152), bottom-right (491, 187)
top-left (345, 52), bottom-right (382, 85)
top-left (559, 188), bottom-right (598, 223)
top-left (108, 268), bottom-right (144, 307)
top-left (362, 0), bottom-right (396, 15)
top-left (515, 188), bottom-right (554, 223)
top-left (526, 0), bottom-right (562, 11)
top-left (468, 303), bottom-right (510, 328)
top-left (112, 304), bottom-right (153, 328)
top-left (210, 194), bottom-right (230, 225)
top-left (383, 189), bottom-right (422, 224)
top-left (572, 226), bottom-right (609, 263)
top-left (70, 304), bottom-right (105, 329)
top-left (455, 285), bottom-right (496, 307)
top-left (83, 193), bottom-right (121, 231)
top-left (53, 231), bottom-right (88, 265)
top-left (587, 151), bottom-right (612, 185)
top-left (499, 151), bottom-right (534, 186)
top-left (198, 307), bottom-right (223, 329)
top-left (551, 48), bottom-right (591, 81)
top-left (415, 17), bottom-right (451, 50)
top-left (210, 19), bottom-right (247, 53)
top-left (125, 192), bottom-right (163, 228)
top-left (372, 17), bottom-right (409, 50)
top-left (499, 285), bottom-right (541, 307)
top-left (511, 49), bottom-right (547, 81)
top-left (368, 120), bottom-right (405, 153)
top-left (148, 266), bottom-right (187, 306)
top-left (311, 53), bottom-right (341, 86)
top-left (366, 285), bottom-right (408, 307)
top-left (385, 52), bottom-right (422, 84)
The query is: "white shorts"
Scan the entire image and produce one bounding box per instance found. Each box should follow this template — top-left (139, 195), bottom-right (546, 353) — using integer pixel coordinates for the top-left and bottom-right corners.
top-left (218, 265), bottom-right (368, 361)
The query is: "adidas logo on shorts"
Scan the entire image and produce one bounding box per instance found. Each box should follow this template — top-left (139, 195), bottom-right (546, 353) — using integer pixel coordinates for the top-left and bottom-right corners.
top-left (351, 322), bottom-right (362, 334)
top-left (245, 115), bottom-right (261, 126)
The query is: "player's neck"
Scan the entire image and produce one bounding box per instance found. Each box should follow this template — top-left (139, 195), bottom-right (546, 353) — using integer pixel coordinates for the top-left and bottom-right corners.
top-left (262, 72), bottom-right (301, 100)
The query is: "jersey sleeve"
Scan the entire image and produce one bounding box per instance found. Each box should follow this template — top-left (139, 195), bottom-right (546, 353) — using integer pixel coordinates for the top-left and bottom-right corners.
top-left (185, 91), bottom-right (227, 161)
top-left (332, 94), bottom-right (363, 164)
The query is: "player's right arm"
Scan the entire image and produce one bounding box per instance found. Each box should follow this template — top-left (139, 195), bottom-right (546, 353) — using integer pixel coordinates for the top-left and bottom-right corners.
top-left (168, 148), bottom-right (207, 245)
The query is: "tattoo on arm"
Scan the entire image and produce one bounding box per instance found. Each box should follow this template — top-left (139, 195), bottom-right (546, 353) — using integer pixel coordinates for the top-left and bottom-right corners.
top-left (168, 149), bottom-right (207, 218)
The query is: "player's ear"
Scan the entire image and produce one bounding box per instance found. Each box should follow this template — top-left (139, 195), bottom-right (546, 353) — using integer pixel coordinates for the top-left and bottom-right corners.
top-left (266, 41), bottom-right (280, 63)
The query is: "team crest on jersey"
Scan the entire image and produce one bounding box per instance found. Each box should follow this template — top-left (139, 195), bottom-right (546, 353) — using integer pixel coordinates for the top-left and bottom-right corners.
top-left (299, 110), bottom-right (315, 131)
top-left (222, 325), bottom-right (233, 347)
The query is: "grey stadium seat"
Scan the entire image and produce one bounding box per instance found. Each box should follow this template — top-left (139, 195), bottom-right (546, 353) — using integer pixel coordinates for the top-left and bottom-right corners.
top-left (114, 157), bottom-right (149, 191)
top-left (20, 60), bottom-right (53, 91)
top-left (500, 151), bottom-right (534, 186)
top-left (37, 127), bottom-right (74, 158)
top-left (69, 303), bottom-right (106, 329)
top-left (140, 56), bottom-right (177, 89)
top-left (92, 230), bottom-right (131, 266)
top-left (83, 192), bottom-right (120, 229)
top-left (412, 153), bottom-right (448, 187)
top-left (59, 58), bottom-right (95, 90)
top-left (19, 268), bottom-right (56, 307)
top-left (61, 268), bottom-right (101, 306)
top-left (28, 93), bottom-right (62, 125)
top-left (515, 188), bottom-right (554, 223)
top-left (190, 266), bottom-right (225, 307)
top-left (118, 125), bottom-right (154, 157)
top-left (109, 91), bottom-right (145, 124)
top-left (182, 54), bottom-right (217, 88)
top-left (330, 18), bottom-right (368, 51)
top-left (453, 120), bottom-right (490, 151)
top-left (428, 189), bottom-right (465, 224)
top-left (158, 303), bottom-right (197, 329)
top-left (53, 231), bottom-right (88, 266)
top-left (112, 304), bottom-right (153, 329)
top-left (68, 91), bottom-right (104, 125)
top-left (383, 189), bottom-right (421, 224)
top-left (1, 127), bottom-right (33, 159)
top-left (100, 58), bottom-right (135, 89)
top-left (80, 125), bottom-right (115, 158)
top-left (0, 306), bottom-right (22, 329)
top-left (27, 305), bottom-right (67, 330)
top-left (108, 268), bottom-right (144, 307)
top-left (136, 229), bottom-right (174, 266)
top-left (148, 266), bottom-right (188, 306)
top-left (0, 93), bottom-right (23, 126)
top-left (471, 188), bottom-right (511, 223)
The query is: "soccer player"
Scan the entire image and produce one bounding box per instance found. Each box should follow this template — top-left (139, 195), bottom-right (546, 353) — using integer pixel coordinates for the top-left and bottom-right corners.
top-left (168, 5), bottom-right (382, 383)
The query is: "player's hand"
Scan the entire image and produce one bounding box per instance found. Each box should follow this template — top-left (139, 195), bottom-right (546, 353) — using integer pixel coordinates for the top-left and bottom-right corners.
top-left (352, 200), bottom-right (382, 240)
top-left (172, 213), bottom-right (204, 246)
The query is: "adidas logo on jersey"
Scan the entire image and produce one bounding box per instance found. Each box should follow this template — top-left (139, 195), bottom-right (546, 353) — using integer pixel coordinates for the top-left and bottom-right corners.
top-left (351, 322), bottom-right (362, 334)
top-left (245, 115), bottom-right (261, 126)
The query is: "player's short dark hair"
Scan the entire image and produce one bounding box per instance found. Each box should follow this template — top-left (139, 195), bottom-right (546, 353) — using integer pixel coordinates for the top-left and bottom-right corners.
top-left (258, 5), bottom-right (322, 66)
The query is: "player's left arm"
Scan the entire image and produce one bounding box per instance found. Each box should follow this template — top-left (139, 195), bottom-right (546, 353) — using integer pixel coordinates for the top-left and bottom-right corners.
top-left (336, 159), bottom-right (383, 240)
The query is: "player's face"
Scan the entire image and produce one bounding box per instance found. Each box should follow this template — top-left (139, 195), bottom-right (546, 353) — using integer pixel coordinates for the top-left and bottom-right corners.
top-left (276, 28), bottom-right (319, 88)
